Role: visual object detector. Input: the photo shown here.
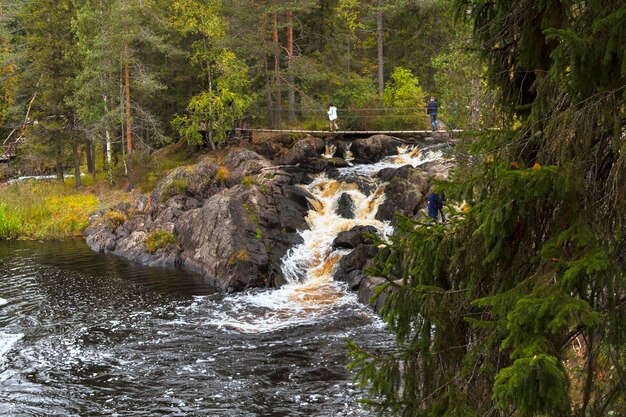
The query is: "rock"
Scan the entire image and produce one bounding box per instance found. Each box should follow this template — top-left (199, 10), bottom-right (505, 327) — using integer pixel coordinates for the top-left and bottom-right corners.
top-left (375, 167), bottom-right (430, 222)
top-left (332, 225), bottom-right (378, 249)
top-left (222, 149), bottom-right (272, 187)
top-left (176, 190), bottom-right (267, 291)
top-left (113, 230), bottom-right (181, 267)
top-left (85, 227), bottom-right (117, 253)
top-left (357, 277), bottom-right (387, 312)
top-left (251, 140), bottom-right (277, 158)
top-left (150, 158), bottom-right (220, 205)
top-left (420, 159), bottom-right (454, 179)
top-left (84, 147), bottom-right (311, 292)
top-left (336, 193), bottom-right (355, 219)
top-left (345, 270), bottom-right (365, 291)
top-left (350, 135), bottom-right (403, 163)
top-left (279, 136), bottom-right (326, 166)
top-left (333, 243), bottom-right (379, 285)
top-left (134, 194), bottom-right (149, 214)
top-left (303, 157), bottom-right (350, 173)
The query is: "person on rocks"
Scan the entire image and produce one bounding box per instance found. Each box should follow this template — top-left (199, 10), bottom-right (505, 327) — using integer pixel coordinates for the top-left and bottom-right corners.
top-left (426, 96), bottom-right (439, 132)
top-left (427, 190), bottom-right (445, 223)
top-left (327, 104), bottom-right (338, 132)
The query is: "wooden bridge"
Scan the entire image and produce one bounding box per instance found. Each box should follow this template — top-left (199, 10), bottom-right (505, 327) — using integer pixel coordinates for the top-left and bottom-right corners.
top-left (0, 142), bottom-right (18, 162)
top-left (235, 128), bottom-right (460, 141)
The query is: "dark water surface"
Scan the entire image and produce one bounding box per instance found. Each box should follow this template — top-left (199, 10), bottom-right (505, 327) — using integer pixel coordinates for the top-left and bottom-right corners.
top-left (0, 240), bottom-right (391, 416)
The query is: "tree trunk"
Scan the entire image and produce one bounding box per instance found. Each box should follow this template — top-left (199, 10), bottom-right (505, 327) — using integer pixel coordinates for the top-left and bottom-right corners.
top-left (72, 133), bottom-right (81, 189)
top-left (264, 55), bottom-right (273, 128)
top-left (85, 137), bottom-right (95, 175)
top-left (124, 42), bottom-right (135, 191)
top-left (286, 9), bottom-right (295, 124)
top-left (103, 94), bottom-right (112, 166)
top-left (376, 7), bottom-right (384, 103)
top-left (272, 9), bottom-right (281, 128)
top-left (56, 161), bottom-right (64, 182)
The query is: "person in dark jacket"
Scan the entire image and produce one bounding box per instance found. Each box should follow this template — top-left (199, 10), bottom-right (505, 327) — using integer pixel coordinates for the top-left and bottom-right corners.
top-left (427, 191), bottom-right (445, 223)
top-left (426, 96), bottom-right (439, 131)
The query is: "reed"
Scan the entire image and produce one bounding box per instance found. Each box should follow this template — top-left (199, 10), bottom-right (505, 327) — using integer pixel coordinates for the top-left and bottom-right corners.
top-left (0, 181), bottom-right (99, 239)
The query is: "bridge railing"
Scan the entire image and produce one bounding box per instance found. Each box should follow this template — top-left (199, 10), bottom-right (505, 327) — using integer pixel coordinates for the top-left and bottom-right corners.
top-left (245, 105), bottom-right (482, 132)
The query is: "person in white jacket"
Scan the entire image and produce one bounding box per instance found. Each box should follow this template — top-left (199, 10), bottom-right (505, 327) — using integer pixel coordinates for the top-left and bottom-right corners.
top-left (327, 104), bottom-right (338, 131)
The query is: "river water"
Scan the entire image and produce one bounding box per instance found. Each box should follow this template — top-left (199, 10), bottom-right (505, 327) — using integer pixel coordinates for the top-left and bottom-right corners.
top-left (0, 144), bottom-right (444, 416)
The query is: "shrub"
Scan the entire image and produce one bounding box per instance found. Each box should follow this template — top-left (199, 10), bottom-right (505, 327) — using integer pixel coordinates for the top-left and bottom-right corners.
top-left (99, 211), bottom-right (127, 229)
top-left (146, 230), bottom-right (178, 254)
top-left (241, 176), bottom-right (257, 187)
top-left (160, 177), bottom-right (190, 202)
top-left (217, 166), bottom-right (229, 181)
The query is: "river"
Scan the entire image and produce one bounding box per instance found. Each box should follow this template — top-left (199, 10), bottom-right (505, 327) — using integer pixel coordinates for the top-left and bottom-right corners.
top-left (0, 144), bottom-right (444, 416)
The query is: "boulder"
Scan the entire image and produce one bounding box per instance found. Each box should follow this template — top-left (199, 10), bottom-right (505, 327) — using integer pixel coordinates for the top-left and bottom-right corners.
top-left (357, 277), bottom-right (387, 312)
top-left (150, 158), bottom-right (220, 206)
top-left (175, 190), bottom-right (267, 291)
top-left (279, 136), bottom-right (326, 166)
top-left (332, 243), bottom-right (379, 285)
top-left (375, 167), bottom-right (430, 222)
top-left (222, 148), bottom-right (272, 187)
top-left (336, 193), bottom-right (355, 219)
top-left (350, 135), bottom-right (403, 163)
top-left (419, 159), bottom-right (454, 179)
top-left (113, 230), bottom-right (181, 267)
top-left (302, 157), bottom-right (350, 173)
top-left (332, 225), bottom-right (378, 249)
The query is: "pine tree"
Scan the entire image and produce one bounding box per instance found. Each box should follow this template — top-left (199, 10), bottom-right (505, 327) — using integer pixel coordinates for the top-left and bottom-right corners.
top-left (72, 0), bottom-right (171, 189)
top-left (349, 1), bottom-right (626, 416)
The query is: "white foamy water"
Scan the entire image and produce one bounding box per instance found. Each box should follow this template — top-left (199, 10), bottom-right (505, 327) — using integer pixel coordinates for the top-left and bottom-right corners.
top-left (0, 297), bottom-right (7, 306)
top-left (337, 145), bottom-right (444, 178)
top-left (207, 145), bottom-right (435, 333)
top-left (0, 332), bottom-right (23, 366)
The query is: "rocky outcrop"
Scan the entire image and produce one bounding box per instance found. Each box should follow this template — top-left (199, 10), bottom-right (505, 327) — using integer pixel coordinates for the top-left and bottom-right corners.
top-left (279, 135), bottom-right (325, 166)
top-left (85, 148), bottom-right (312, 291)
top-left (357, 277), bottom-right (387, 312)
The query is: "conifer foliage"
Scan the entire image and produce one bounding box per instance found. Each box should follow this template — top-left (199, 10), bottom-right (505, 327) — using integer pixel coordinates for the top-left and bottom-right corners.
top-left (349, 1), bottom-right (626, 416)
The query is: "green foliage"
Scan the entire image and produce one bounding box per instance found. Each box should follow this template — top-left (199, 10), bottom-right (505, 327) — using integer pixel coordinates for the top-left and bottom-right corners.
top-left (160, 177), bottom-right (190, 202)
top-left (98, 210), bottom-right (127, 230)
top-left (383, 67), bottom-right (423, 109)
top-left (492, 354), bottom-right (569, 417)
top-left (146, 230), bottom-right (178, 254)
top-left (170, 0), bottom-right (253, 146)
top-left (0, 202), bottom-right (21, 239)
top-left (350, 122), bottom-right (625, 417)
top-left (241, 175), bottom-right (257, 188)
top-left (0, 181), bottom-right (99, 239)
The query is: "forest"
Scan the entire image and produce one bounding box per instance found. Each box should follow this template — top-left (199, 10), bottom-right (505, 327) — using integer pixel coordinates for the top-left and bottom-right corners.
top-left (1, 0), bottom-right (625, 416)
top-left (1, 0), bottom-right (492, 189)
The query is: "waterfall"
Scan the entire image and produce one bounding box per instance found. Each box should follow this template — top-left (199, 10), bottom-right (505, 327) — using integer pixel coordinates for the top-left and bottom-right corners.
top-left (207, 145), bottom-right (441, 332)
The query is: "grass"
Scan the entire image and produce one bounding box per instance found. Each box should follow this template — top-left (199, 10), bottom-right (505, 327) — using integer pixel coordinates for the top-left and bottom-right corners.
top-left (146, 230), bottom-right (178, 254)
top-left (160, 177), bottom-right (190, 202)
top-left (0, 181), bottom-right (99, 239)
